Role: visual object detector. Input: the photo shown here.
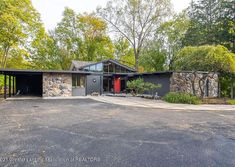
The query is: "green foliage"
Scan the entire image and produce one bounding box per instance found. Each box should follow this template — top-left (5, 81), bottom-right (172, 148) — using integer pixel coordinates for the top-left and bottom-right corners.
top-left (78, 13), bottom-right (114, 61)
top-left (163, 92), bottom-right (201, 105)
top-left (144, 82), bottom-right (162, 95)
top-left (30, 34), bottom-right (65, 70)
top-left (0, 0), bottom-right (44, 68)
top-left (140, 42), bottom-right (167, 72)
top-left (156, 11), bottom-right (190, 70)
top-left (30, 8), bottom-right (114, 70)
top-left (1, 0), bottom-right (234, 75)
top-left (6, 49), bottom-right (30, 69)
top-left (114, 38), bottom-right (135, 68)
top-left (127, 78), bottom-right (161, 95)
top-left (174, 45), bottom-right (235, 73)
top-left (127, 78), bottom-right (145, 95)
top-left (0, 75), bottom-right (3, 89)
top-left (227, 100), bottom-right (235, 105)
top-left (219, 74), bottom-right (235, 98)
top-left (183, 0), bottom-right (235, 53)
top-left (174, 45), bottom-right (235, 98)
top-left (98, 0), bottom-right (172, 70)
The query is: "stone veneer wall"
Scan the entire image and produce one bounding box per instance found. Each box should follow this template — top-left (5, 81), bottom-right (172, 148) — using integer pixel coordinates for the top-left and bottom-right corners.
top-left (170, 72), bottom-right (219, 98)
top-left (43, 73), bottom-right (72, 97)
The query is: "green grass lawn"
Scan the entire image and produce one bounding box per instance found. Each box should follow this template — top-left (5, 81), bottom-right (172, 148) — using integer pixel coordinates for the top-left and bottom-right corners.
top-left (227, 100), bottom-right (235, 105)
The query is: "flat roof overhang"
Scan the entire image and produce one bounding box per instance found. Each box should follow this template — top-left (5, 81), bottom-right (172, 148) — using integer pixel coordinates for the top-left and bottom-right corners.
top-left (134, 71), bottom-right (173, 76)
top-left (0, 68), bottom-right (93, 75)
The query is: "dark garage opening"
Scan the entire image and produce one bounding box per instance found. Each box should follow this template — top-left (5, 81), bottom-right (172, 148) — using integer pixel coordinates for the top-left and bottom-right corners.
top-left (1, 70), bottom-right (43, 98)
top-left (15, 74), bottom-right (42, 97)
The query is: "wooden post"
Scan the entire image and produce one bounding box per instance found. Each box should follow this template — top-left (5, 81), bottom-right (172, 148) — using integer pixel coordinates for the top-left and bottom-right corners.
top-left (13, 76), bottom-right (15, 96)
top-left (9, 75), bottom-right (11, 97)
top-left (4, 74), bottom-right (6, 99)
top-left (125, 76), bottom-right (128, 94)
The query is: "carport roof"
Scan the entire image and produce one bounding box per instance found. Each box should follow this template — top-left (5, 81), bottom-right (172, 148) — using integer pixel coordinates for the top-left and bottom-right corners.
top-left (0, 68), bottom-right (92, 75)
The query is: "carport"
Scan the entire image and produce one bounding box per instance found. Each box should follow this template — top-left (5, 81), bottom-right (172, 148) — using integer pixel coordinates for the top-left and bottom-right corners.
top-left (0, 69), bottom-right (93, 99)
top-left (0, 69), bottom-right (43, 99)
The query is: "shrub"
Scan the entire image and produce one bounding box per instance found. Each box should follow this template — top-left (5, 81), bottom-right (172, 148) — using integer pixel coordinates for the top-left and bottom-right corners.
top-left (163, 92), bottom-right (201, 105)
top-left (127, 78), bottom-right (161, 96)
top-left (144, 82), bottom-right (161, 96)
top-left (127, 78), bottom-right (145, 95)
top-left (227, 99), bottom-right (235, 105)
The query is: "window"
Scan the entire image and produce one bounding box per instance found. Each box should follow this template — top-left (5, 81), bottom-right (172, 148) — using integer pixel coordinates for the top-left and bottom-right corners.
top-left (83, 67), bottom-right (90, 71)
top-left (72, 75), bottom-right (86, 88)
top-left (103, 62), bottom-right (114, 73)
top-left (89, 65), bottom-right (96, 71)
top-left (115, 65), bottom-right (121, 73)
top-left (121, 67), bottom-right (127, 73)
top-left (96, 63), bottom-right (103, 72)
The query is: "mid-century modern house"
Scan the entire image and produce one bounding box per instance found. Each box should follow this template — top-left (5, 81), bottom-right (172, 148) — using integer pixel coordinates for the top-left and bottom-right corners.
top-left (0, 59), bottom-right (219, 99)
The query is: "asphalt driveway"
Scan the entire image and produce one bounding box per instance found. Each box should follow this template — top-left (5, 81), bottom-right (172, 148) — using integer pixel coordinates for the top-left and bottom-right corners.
top-left (0, 99), bottom-right (234, 167)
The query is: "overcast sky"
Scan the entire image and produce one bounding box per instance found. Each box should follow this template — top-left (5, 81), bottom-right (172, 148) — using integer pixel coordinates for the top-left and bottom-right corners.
top-left (31, 0), bottom-right (191, 31)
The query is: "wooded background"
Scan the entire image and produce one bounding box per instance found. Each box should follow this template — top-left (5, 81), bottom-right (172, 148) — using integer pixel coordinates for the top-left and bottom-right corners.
top-left (0, 0), bottom-right (234, 97)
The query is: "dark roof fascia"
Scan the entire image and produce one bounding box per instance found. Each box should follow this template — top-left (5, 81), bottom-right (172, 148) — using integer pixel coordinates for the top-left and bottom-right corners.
top-left (78, 59), bottom-right (136, 72)
top-left (135, 71), bottom-right (174, 76)
top-left (173, 71), bottom-right (219, 74)
top-left (88, 71), bottom-right (216, 77)
top-left (134, 71), bottom-right (219, 76)
top-left (0, 69), bottom-right (92, 75)
top-left (111, 73), bottom-right (131, 76)
top-left (95, 73), bottom-right (131, 76)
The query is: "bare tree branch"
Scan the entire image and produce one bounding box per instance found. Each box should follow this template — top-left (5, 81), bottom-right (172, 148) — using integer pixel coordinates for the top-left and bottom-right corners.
top-left (97, 0), bottom-right (171, 69)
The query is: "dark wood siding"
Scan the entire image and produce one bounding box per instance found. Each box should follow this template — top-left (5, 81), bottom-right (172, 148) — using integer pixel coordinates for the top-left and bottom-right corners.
top-left (139, 74), bottom-right (171, 96)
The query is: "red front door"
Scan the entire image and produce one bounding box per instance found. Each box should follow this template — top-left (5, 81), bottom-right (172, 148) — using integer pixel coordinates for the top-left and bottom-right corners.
top-left (114, 77), bottom-right (121, 93)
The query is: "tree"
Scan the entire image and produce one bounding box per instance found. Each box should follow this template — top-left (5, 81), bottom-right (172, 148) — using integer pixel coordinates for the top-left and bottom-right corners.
top-left (173, 45), bottom-right (235, 73)
top-left (54, 8), bottom-right (114, 62)
top-left (156, 11), bottom-right (190, 69)
top-left (114, 38), bottom-right (135, 67)
top-left (216, 0), bottom-right (235, 53)
top-left (30, 33), bottom-right (71, 70)
top-left (78, 13), bottom-right (114, 61)
top-left (97, 0), bottom-right (172, 70)
top-left (0, 0), bottom-right (44, 68)
top-left (183, 0), bottom-right (235, 53)
top-left (173, 45), bottom-right (235, 98)
top-left (139, 41), bottom-right (167, 72)
top-left (30, 8), bottom-right (115, 70)
top-left (6, 49), bottom-right (30, 69)
top-left (52, 8), bottom-right (83, 64)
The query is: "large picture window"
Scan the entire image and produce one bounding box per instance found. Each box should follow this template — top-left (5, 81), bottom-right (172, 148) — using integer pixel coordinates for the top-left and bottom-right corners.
top-left (96, 63), bottom-right (103, 72)
top-left (72, 75), bottom-right (86, 88)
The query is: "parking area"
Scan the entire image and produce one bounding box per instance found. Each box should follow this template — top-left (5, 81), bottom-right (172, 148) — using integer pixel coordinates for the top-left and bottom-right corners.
top-left (0, 99), bottom-right (234, 167)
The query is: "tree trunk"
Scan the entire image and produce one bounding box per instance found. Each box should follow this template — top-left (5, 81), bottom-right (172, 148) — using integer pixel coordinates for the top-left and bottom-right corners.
top-left (231, 75), bottom-right (234, 99)
top-left (135, 56), bottom-right (139, 71)
top-left (168, 59), bottom-right (173, 70)
top-left (134, 48), bottom-right (140, 71)
top-left (198, 74), bottom-right (209, 99)
top-left (1, 46), bottom-right (10, 68)
top-left (191, 72), bottom-right (197, 96)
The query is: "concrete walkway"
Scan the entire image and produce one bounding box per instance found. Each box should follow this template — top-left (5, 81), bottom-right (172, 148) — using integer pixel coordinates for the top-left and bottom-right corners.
top-left (90, 96), bottom-right (235, 111)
